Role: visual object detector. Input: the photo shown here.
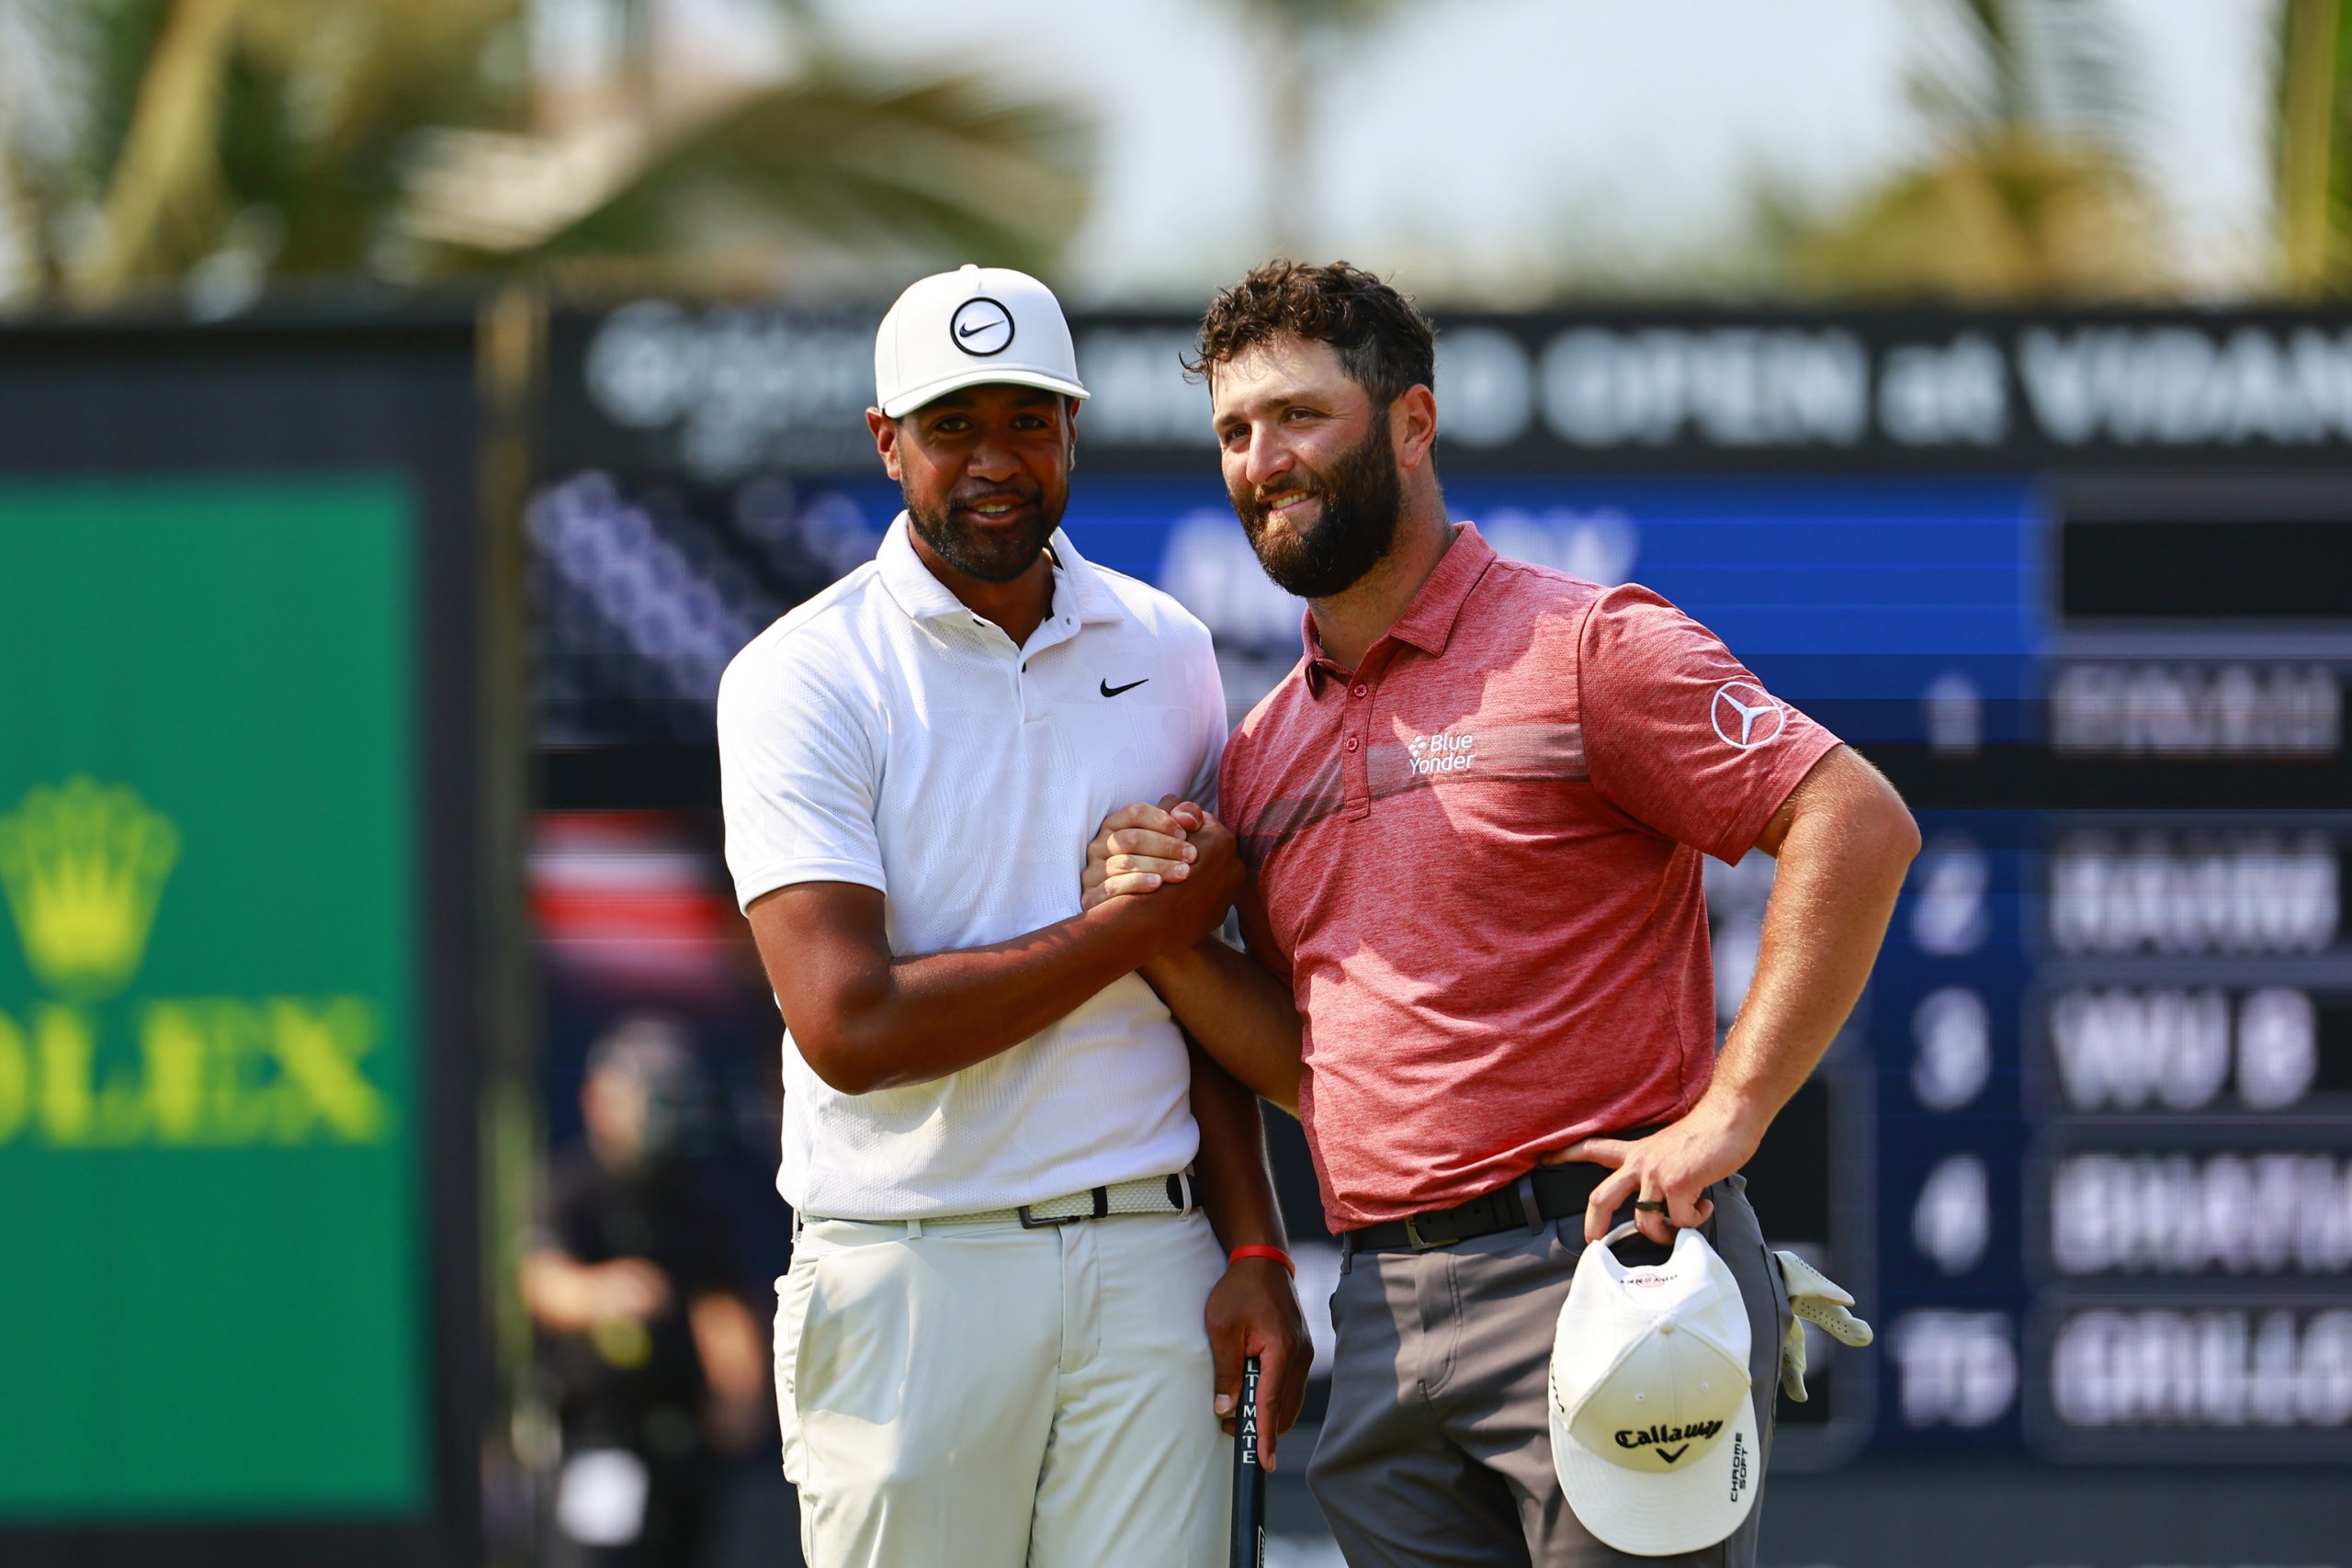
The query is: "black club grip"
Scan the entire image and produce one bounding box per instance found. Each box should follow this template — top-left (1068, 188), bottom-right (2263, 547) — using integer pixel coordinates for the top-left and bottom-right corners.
top-left (1229, 1355), bottom-right (1265, 1568)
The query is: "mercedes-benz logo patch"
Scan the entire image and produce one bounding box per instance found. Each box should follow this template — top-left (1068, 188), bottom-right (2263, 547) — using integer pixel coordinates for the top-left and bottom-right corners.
top-left (1711, 681), bottom-right (1786, 750)
top-left (950, 297), bottom-right (1014, 356)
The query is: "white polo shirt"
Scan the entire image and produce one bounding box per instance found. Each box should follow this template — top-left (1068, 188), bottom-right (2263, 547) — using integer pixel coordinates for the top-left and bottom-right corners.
top-left (717, 513), bottom-right (1228, 1219)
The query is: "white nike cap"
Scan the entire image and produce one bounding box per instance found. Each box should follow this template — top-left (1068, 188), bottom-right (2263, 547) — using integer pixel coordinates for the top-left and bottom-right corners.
top-left (874, 264), bottom-right (1090, 418)
top-left (1550, 1224), bottom-right (1761, 1557)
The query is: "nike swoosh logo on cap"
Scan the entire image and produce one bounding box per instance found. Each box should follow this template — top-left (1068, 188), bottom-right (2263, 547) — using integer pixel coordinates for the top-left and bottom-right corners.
top-left (1100, 678), bottom-right (1148, 697)
top-left (957, 321), bottom-right (999, 338)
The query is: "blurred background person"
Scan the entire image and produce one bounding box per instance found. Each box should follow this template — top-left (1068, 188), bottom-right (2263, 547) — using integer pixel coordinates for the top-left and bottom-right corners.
top-left (521, 1015), bottom-right (766, 1568)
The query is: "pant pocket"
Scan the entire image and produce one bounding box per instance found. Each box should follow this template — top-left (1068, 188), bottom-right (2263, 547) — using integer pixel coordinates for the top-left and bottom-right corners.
top-left (773, 1257), bottom-right (822, 1485)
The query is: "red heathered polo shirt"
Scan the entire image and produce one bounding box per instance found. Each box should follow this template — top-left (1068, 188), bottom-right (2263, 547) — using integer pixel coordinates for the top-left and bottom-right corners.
top-left (1220, 522), bottom-right (1841, 1232)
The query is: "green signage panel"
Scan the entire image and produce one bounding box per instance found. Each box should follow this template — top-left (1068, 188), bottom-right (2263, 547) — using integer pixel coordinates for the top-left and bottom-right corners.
top-left (0, 479), bottom-right (426, 1519)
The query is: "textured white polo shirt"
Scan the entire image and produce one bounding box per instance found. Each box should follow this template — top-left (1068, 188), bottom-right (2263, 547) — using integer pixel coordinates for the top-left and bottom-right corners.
top-left (717, 513), bottom-right (1227, 1219)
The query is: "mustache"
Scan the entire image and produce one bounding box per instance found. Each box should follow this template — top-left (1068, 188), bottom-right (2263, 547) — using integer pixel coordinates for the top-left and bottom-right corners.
top-left (951, 480), bottom-right (1040, 508)
top-left (1244, 476), bottom-right (1322, 514)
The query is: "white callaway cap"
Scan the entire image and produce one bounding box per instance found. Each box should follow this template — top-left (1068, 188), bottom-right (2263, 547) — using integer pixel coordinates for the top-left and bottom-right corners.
top-left (874, 264), bottom-right (1090, 418)
top-left (1550, 1224), bottom-right (1760, 1557)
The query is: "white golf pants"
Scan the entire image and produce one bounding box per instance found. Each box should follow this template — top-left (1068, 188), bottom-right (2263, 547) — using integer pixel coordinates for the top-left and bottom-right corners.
top-left (775, 1207), bottom-right (1230, 1568)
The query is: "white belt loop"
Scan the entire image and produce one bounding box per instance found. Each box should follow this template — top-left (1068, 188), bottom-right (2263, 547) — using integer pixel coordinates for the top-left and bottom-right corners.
top-left (905, 1218), bottom-right (923, 1239)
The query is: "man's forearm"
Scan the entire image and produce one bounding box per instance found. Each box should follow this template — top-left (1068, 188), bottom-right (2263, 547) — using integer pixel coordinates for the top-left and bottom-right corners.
top-left (518, 1250), bottom-right (597, 1331)
top-left (1703, 794), bottom-right (1917, 1143)
top-left (764, 890), bottom-right (1189, 1094)
top-left (1145, 938), bottom-right (1304, 1114)
top-left (1186, 1042), bottom-right (1287, 1251)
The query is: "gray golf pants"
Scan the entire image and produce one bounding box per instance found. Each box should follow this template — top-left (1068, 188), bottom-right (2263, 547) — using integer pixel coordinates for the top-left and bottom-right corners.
top-left (1307, 1176), bottom-right (1791, 1568)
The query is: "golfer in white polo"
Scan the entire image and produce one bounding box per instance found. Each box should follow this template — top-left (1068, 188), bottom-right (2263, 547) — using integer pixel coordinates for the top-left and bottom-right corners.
top-left (718, 265), bottom-right (1310, 1568)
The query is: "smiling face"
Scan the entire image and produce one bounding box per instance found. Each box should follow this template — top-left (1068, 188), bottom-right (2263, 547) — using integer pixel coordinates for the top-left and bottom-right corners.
top-left (1212, 334), bottom-right (1403, 599)
top-left (872, 384), bottom-right (1075, 586)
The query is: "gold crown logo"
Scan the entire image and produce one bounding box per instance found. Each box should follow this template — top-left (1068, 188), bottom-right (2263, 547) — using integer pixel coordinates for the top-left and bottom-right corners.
top-left (0, 777), bottom-right (180, 1002)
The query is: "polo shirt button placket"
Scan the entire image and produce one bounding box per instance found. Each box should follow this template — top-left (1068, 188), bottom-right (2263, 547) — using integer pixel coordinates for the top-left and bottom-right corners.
top-left (1340, 689), bottom-right (1372, 818)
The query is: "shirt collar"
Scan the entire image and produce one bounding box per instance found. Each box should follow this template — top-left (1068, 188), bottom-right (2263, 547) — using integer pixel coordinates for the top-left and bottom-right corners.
top-left (1051, 525), bottom-right (1127, 626)
top-left (1300, 521), bottom-right (1495, 689)
top-left (875, 511), bottom-right (1125, 628)
top-left (876, 513), bottom-right (967, 620)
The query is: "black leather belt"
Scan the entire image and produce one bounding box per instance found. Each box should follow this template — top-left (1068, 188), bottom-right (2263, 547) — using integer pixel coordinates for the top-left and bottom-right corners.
top-left (1343, 1163), bottom-right (1618, 1255)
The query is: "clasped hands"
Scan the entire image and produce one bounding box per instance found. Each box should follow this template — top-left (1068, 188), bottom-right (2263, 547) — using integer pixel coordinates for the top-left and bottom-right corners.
top-left (1081, 795), bottom-right (1240, 946)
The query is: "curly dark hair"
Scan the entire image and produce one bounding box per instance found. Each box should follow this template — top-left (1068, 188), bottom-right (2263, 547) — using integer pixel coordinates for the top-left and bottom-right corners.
top-left (1186, 260), bottom-right (1436, 405)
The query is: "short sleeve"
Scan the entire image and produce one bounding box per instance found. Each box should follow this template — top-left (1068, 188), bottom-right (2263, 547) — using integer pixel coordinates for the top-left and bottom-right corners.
top-left (1578, 584), bottom-right (1841, 863)
top-left (716, 637), bottom-right (887, 911)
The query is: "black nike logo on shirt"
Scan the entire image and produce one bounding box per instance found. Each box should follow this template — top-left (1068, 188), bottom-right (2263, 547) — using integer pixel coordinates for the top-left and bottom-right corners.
top-left (1100, 678), bottom-right (1148, 697)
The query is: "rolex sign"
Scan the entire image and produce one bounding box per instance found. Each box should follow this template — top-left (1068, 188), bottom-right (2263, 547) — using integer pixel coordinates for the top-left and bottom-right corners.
top-left (0, 479), bottom-right (426, 1518)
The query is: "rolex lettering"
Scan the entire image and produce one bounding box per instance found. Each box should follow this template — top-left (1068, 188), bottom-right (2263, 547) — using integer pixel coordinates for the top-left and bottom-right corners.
top-left (0, 777), bottom-right (391, 1150)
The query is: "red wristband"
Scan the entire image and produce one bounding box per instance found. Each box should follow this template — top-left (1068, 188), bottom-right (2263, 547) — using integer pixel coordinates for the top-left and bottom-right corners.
top-left (1228, 1244), bottom-right (1295, 1276)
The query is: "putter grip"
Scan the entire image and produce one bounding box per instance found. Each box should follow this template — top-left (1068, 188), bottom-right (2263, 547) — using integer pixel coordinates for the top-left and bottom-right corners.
top-left (1229, 1355), bottom-right (1264, 1568)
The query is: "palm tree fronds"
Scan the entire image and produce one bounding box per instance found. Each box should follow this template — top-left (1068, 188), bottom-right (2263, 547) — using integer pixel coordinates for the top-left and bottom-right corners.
top-left (1794, 0), bottom-right (2161, 301)
top-left (71, 0), bottom-right (248, 299)
top-left (417, 68), bottom-right (1093, 289)
top-left (1785, 130), bottom-right (2164, 302)
top-left (2277, 0), bottom-right (2352, 296)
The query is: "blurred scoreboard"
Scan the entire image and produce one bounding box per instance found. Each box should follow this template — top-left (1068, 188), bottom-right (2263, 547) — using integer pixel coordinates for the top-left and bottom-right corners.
top-left (537, 303), bottom-right (2352, 1472)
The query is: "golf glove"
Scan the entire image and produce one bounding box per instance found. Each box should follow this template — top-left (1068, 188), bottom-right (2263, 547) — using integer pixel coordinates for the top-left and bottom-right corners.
top-left (1771, 1249), bottom-right (1872, 1402)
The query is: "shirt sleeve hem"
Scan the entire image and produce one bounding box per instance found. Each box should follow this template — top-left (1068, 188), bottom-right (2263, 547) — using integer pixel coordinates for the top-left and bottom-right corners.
top-left (734, 860), bottom-right (888, 913)
top-left (1711, 728), bottom-right (1843, 863)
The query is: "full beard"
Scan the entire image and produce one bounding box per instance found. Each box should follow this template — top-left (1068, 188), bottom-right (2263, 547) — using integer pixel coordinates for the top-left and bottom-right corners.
top-left (905, 481), bottom-right (1060, 585)
top-left (1231, 417), bottom-right (1402, 599)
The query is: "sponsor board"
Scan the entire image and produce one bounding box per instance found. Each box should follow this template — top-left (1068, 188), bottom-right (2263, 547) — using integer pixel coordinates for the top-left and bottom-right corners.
top-left (0, 479), bottom-right (426, 1517)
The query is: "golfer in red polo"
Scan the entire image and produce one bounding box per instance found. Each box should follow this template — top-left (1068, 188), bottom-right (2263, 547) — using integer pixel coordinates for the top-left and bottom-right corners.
top-left (1082, 261), bottom-right (1920, 1567)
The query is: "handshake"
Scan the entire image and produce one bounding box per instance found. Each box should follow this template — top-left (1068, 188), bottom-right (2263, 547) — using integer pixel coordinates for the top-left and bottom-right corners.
top-left (1081, 797), bottom-right (1244, 955)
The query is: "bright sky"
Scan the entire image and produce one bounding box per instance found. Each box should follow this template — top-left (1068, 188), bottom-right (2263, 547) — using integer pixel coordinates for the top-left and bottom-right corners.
top-left (760, 0), bottom-right (2278, 304)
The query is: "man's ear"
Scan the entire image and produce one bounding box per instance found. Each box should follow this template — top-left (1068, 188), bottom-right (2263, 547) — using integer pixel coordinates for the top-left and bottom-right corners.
top-left (1066, 396), bottom-right (1081, 473)
top-left (1391, 384), bottom-right (1439, 470)
top-left (867, 407), bottom-right (903, 480)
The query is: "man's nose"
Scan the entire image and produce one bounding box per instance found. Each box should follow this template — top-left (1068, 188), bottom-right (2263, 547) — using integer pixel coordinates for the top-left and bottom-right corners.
top-left (967, 432), bottom-right (1020, 481)
top-left (1238, 427), bottom-right (1294, 493)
